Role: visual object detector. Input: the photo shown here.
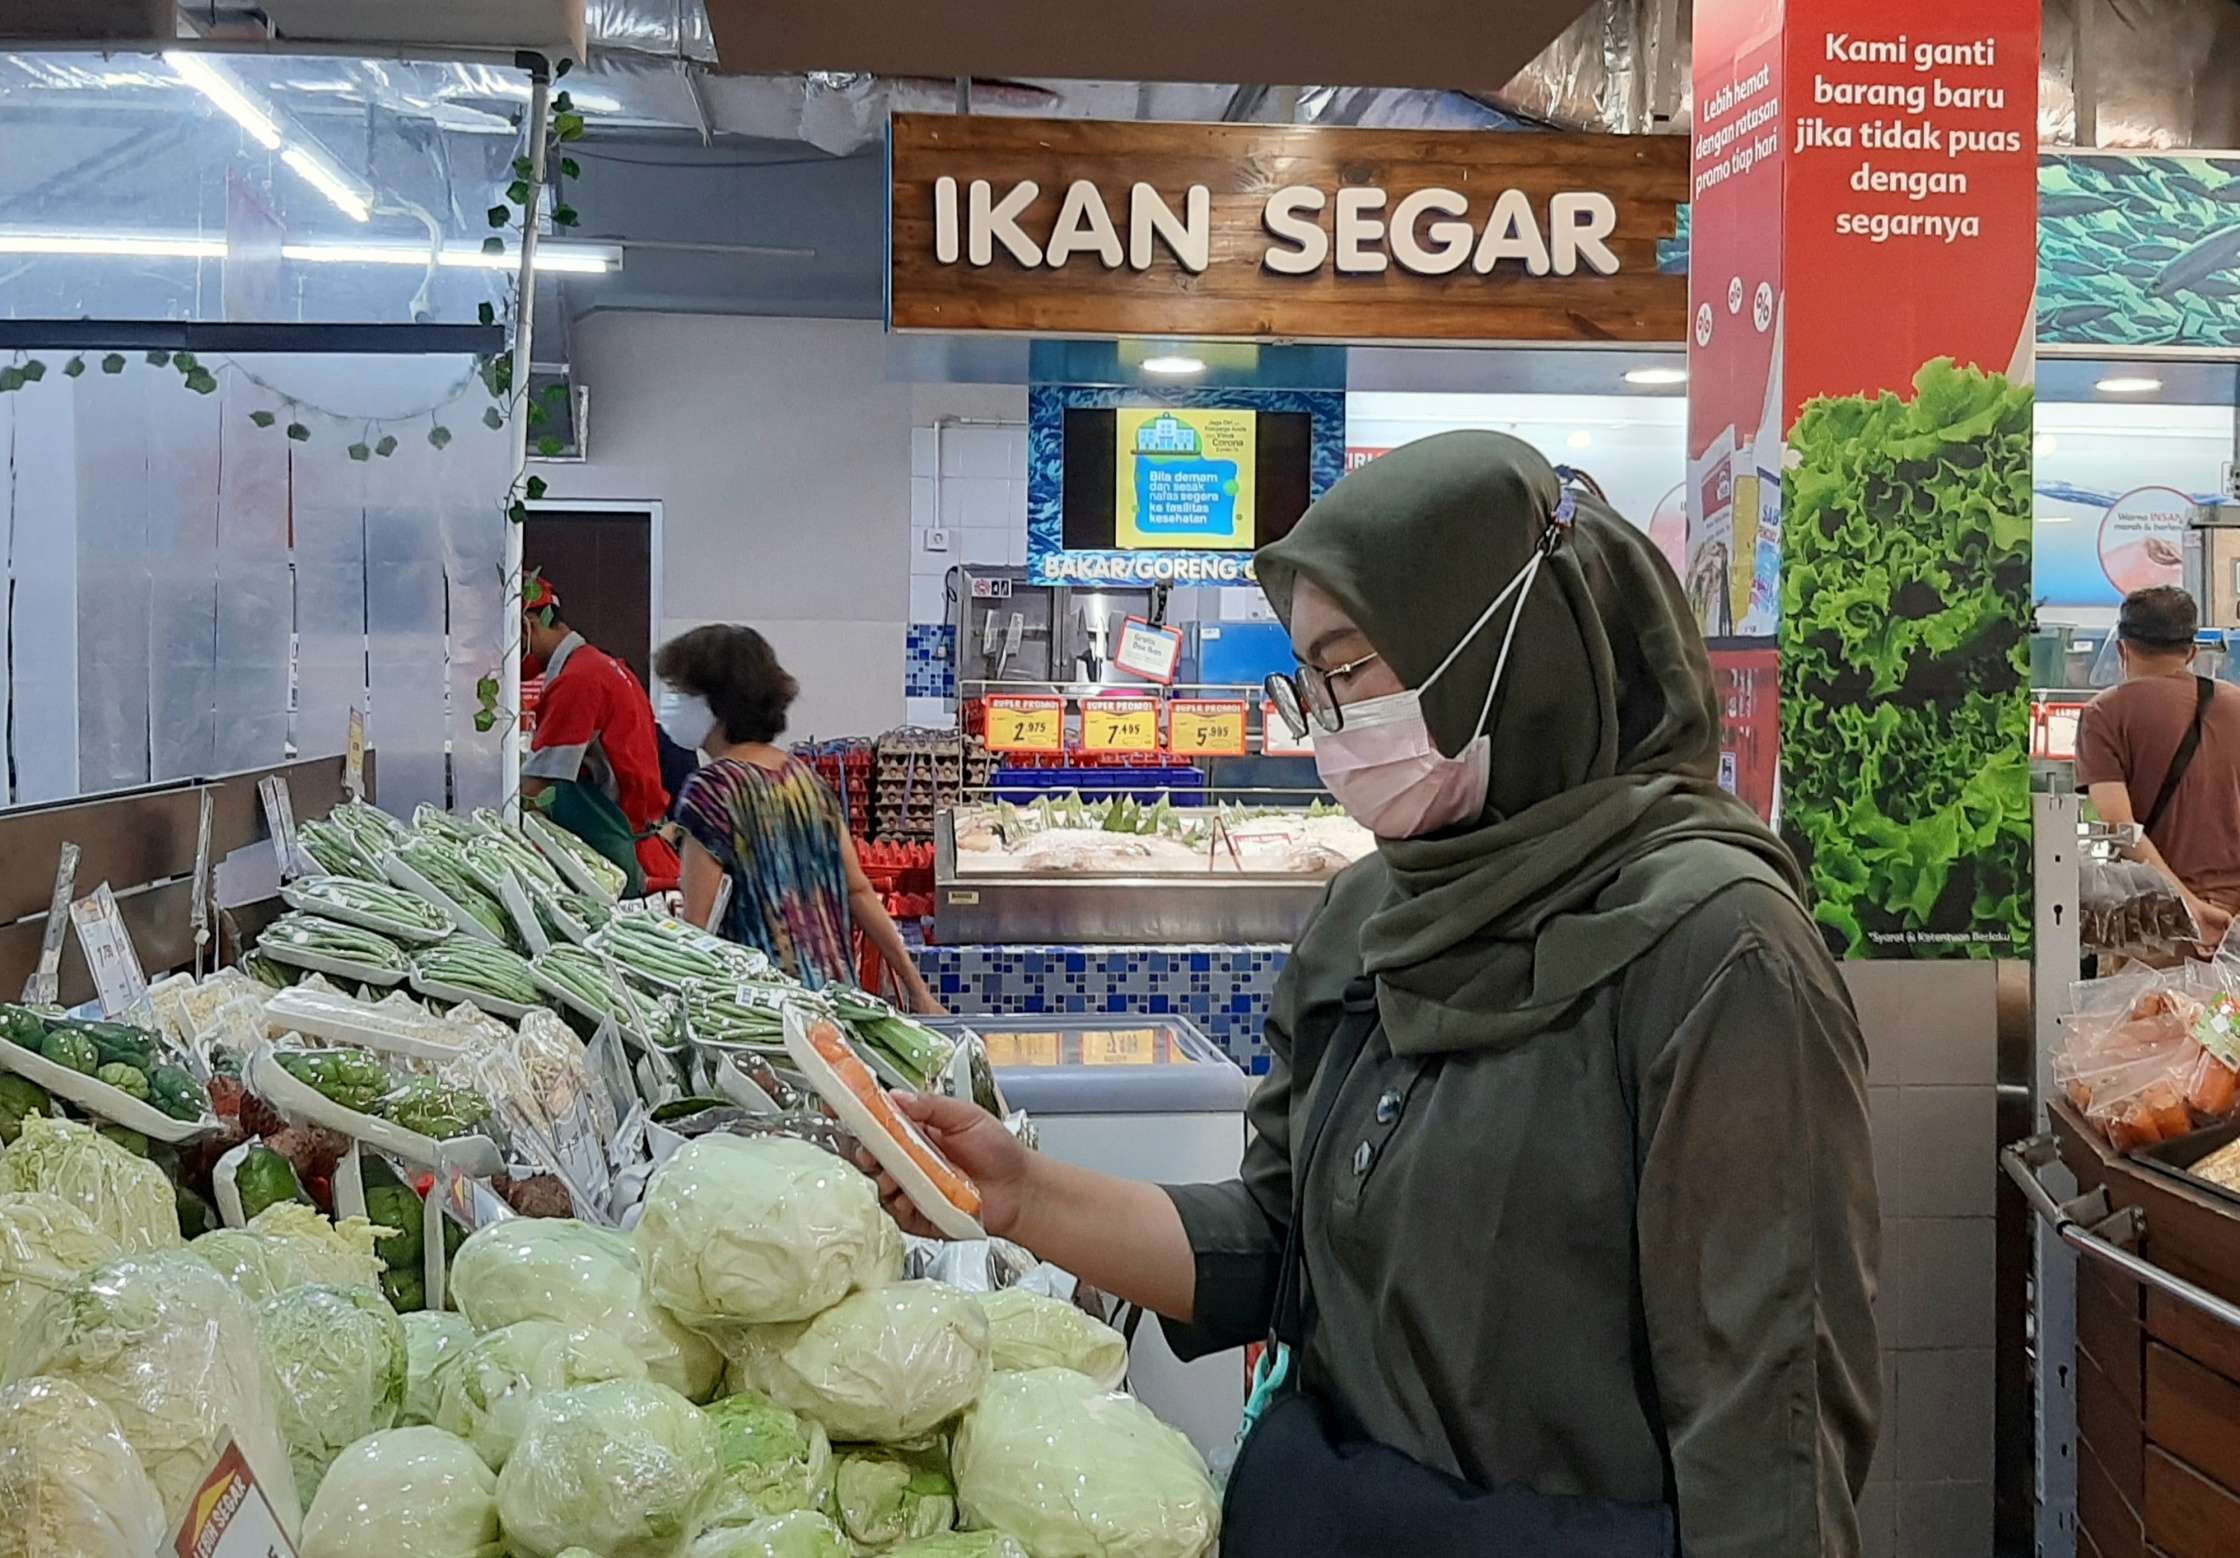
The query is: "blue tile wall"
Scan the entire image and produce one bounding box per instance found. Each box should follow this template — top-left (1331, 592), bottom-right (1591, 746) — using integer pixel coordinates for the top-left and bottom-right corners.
top-left (914, 942), bottom-right (1289, 1075)
top-left (904, 622), bottom-right (956, 700)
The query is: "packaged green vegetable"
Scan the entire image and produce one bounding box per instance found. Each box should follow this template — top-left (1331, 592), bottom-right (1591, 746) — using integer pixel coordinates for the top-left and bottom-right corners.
top-left (94, 1062), bottom-right (150, 1100)
top-left (276, 1046), bottom-right (393, 1113)
top-left (40, 1030), bottom-right (99, 1075)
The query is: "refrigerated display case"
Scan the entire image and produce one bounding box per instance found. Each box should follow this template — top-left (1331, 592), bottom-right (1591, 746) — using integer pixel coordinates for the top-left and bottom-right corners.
top-left (937, 1013), bottom-right (1250, 1459)
top-left (933, 800), bottom-right (1373, 945)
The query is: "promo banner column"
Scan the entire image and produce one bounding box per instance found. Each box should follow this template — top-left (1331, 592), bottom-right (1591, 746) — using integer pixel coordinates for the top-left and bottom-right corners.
top-left (1689, 0), bottom-right (2040, 959)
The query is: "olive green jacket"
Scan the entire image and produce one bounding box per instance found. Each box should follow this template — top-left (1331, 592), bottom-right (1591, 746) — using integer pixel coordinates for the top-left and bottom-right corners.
top-left (1167, 841), bottom-right (1881, 1557)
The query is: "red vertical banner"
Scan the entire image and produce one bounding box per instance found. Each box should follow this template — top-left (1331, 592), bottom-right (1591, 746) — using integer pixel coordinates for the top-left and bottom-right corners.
top-left (1692, 0), bottom-right (2039, 961)
top-left (1687, 0), bottom-right (1786, 647)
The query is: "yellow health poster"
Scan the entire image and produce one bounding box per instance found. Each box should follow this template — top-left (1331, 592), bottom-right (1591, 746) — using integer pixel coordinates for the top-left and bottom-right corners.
top-left (1115, 407), bottom-right (1257, 552)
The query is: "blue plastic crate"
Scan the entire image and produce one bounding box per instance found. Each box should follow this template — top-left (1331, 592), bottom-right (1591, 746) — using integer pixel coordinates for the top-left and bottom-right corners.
top-left (990, 766), bottom-right (1209, 806)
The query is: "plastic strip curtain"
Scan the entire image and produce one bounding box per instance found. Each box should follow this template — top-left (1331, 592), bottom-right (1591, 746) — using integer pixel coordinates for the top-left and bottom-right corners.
top-left (147, 367), bottom-right (224, 783)
top-left (442, 388), bottom-right (512, 814)
top-left (285, 363), bottom-right (374, 769)
top-left (71, 364), bottom-right (154, 794)
top-left (3, 371), bottom-right (78, 804)
top-left (214, 372), bottom-right (293, 772)
top-left (359, 362), bottom-right (453, 816)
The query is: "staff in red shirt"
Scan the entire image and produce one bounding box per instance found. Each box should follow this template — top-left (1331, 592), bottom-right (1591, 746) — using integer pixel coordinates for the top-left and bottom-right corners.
top-left (519, 576), bottom-right (680, 894)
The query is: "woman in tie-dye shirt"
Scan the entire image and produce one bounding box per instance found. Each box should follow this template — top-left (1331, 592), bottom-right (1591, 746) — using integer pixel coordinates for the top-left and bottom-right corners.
top-left (656, 625), bottom-right (942, 1011)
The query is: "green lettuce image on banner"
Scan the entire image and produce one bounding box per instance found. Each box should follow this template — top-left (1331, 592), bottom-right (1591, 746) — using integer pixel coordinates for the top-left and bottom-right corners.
top-left (1779, 358), bottom-right (2033, 958)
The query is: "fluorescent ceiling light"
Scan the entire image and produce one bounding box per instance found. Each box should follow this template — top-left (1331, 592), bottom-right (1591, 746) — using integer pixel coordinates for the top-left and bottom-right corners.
top-left (1566, 430), bottom-right (1593, 449)
top-left (2096, 375), bottom-right (2163, 394)
top-left (281, 146), bottom-right (372, 223)
top-left (165, 51), bottom-right (281, 149)
top-left (281, 242), bottom-right (619, 275)
top-left (2033, 433), bottom-right (2058, 457)
top-left (0, 230), bottom-right (614, 275)
top-left (1623, 365), bottom-right (1688, 386)
top-left (0, 232), bottom-right (225, 259)
top-left (1141, 355), bottom-right (1207, 376)
top-left (167, 52), bottom-right (373, 222)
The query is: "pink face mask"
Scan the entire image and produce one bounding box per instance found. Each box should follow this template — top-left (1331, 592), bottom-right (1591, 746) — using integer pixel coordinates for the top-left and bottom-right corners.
top-left (1312, 545), bottom-right (1546, 839)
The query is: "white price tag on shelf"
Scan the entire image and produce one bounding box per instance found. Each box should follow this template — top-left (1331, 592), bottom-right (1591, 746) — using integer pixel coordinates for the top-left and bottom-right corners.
top-left (258, 773), bottom-right (310, 880)
top-left (346, 706), bottom-right (367, 798)
top-left (190, 790), bottom-right (214, 965)
top-left (23, 843), bottom-right (80, 1005)
top-left (69, 882), bottom-right (154, 1026)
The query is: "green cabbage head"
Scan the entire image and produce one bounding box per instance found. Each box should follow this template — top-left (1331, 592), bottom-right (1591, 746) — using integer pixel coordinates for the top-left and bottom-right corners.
top-left (831, 1440), bottom-right (956, 1549)
top-left (686, 1510), bottom-right (849, 1558)
top-left (637, 1135), bottom-right (902, 1328)
top-left (701, 1390), bottom-right (833, 1525)
top-left (723, 1281), bottom-right (988, 1443)
top-left (0, 1116), bottom-right (178, 1254)
top-left (976, 1289), bottom-right (1129, 1389)
top-left (890, 1536), bottom-right (1030, 1558)
top-left (449, 1217), bottom-right (721, 1400)
top-left (189, 1202), bottom-right (385, 1303)
top-left (3, 1250), bottom-right (302, 1535)
top-left (952, 1369), bottom-right (1217, 1558)
top-left (0, 1191), bottom-right (119, 1364)
top-left (258, 1283), bottom-right (409, 1499)
top-left (495, 1380), bottom-right (721, 1558)
top-left (432, 1318), bottom-right (646, 1469)
top-left (298, 1426), bottom-right (502, 1558)
top-left (399, 1309), bottom-right (476, 1428)
top-left (0, 1375), bottom-right (167, 1558)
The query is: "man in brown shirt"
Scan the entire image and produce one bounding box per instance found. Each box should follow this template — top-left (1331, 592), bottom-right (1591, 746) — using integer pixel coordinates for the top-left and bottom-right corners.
top-left (2075, 586), bottom-right (2240, 943)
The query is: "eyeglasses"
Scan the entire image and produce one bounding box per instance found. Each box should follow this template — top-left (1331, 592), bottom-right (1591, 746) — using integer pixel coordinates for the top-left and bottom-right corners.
top-left (1265, 650), bottom-right (1382, 739)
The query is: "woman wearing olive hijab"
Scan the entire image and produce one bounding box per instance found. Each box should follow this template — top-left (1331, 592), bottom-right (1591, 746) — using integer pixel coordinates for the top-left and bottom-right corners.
top-left (874, 432), bottom-right (1880, 1555)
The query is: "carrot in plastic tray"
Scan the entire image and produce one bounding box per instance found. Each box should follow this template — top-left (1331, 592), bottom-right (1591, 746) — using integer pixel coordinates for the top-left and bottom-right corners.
top-left (783, 1005), bottom-right (984, 1238)
top-left (2184, 1046), bottom-right (2240, 1121)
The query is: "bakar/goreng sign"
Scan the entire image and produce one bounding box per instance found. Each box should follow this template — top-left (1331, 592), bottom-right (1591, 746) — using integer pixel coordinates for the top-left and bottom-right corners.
top-left (889, 115), bottom-right (1689, 344)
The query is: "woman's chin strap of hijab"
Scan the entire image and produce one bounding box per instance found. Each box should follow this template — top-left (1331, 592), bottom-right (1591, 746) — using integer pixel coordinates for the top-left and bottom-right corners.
top-left (1253, 430), bottom-right (1808, 1058)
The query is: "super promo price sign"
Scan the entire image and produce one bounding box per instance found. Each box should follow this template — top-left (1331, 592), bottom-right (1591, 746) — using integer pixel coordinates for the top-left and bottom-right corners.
top-left (1168, 700), bottom-right (1249, 757)
top-left (984, 696), bottom-right (1066, 754)
top-left (1079, 697), bottom-right (1161, 755)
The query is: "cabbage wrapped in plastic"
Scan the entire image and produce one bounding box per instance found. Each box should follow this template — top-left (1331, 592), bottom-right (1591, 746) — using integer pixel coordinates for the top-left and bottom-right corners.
top-left (189, 1202), bottom-right (386, 1303)
top-left (687, 1510), bottom-right (850, 1558)
top-left (952, 1370), bottom-right (1217, 1558)
top-left (975, 1289), bottom-right (1129, 1390)
top-left (0, 1375), bottom-right (167, 1558)
top-left (832, 1440), bottom-right (957, 1550)
top-left (637, 1135), bottom-right (901, 1328)
top-left (0, 1192), bottom-right (119, 1363)
top-left (433, 1318), bottom-right (647, 1469)
top-left (495, 1380), bottom-right (721, 1558)
top-left (702, 1390), bottom-right (834, 1525)
top-left (259, 1283), bottom-right (409, 1498)
top-left (4, 1249), bottom-right (303, 1534)
top-left (0, 1116), bottom-right (179, 1254)
top-left (891, 1536), bottom-right (1030, 1558)
top-left (449, 1217), bottom-right (722, 1400)
top-left (299, 1426), bottom-right (502, 1558)
top-left (724, 1281), bottom-right (988, 1443)
top-left (400, 1309), bottom-right (476, 1427)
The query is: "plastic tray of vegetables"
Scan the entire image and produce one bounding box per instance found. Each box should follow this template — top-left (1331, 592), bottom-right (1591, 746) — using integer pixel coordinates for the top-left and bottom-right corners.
top-left (386, 836), bottom-right (511, 946)
top-left (0, 1002), bottom-right (220, 1143)
top-left (280, 874), bottom-right (454, 944)
top-left (256, 911), bottom-right (412, 987)
top-left (244, 1037), bottom-right (506, 1175)
top-left (407, 940), bottom-right (544, 1021)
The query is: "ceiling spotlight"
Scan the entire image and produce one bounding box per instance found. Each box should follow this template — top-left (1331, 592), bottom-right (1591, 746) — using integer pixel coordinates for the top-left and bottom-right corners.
top-left (1141, 355), bottom-right (1207, 376)
top-left (2096, 375), bottom-right (2163, 394)
top-left (1623, 365), bottom-right (1688, 386)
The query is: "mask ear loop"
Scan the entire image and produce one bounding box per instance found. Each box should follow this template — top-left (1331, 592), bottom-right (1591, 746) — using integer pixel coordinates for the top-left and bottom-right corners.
top-left (1423, 491), bottom-right (1575, 738)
